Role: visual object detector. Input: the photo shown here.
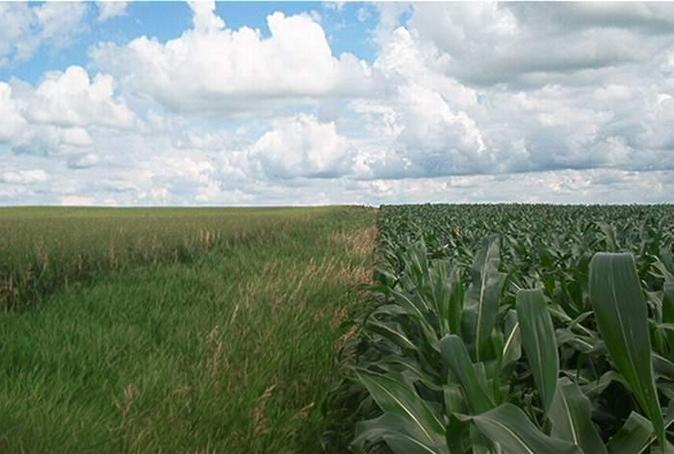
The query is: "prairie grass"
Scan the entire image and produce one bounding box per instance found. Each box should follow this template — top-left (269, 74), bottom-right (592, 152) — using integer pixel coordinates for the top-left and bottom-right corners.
top-left (0, 206), bottom-right (376, 452)
top-left (0, 206), bottom-right (340, 308)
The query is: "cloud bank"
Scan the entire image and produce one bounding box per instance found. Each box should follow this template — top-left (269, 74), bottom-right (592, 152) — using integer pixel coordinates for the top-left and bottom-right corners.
top-left (1, 1), bottom-right (673, 205)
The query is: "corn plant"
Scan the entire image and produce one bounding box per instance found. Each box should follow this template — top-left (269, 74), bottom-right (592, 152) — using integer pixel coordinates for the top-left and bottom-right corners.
top-left (349, 205), bottom-right (674, 453)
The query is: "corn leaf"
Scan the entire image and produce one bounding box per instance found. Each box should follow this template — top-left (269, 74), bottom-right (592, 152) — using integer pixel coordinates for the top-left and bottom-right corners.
top-left (516, 288), bottom-right (558, 415)
top-left (549, 377), bottom-right (607, 454)
top-left (440, 334), bottom-right (494, 414)
top-left (463, 235), bottom-right (507, 361)
top-left (462, 404), bottom-right (582, 454)
top-left (352, 412), bottom-right (448, 454)
top-left (662, 283), bottom-right (674, 354)
top-left (355, 371), bottom-right (446, 445)
top-left (606, 412), bottom-right (653, 454)
top-left (501, 309), bottom-right (521, 367)
top-left (589, 253), bottom-right (664, 450)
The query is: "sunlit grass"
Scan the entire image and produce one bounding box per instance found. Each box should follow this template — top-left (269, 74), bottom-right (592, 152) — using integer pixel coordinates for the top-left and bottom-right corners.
top-left (0, 206), bottom-right (376, 452)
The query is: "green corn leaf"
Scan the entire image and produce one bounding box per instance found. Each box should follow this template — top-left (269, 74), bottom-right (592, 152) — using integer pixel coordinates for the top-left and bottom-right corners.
top-left (445, 414), bottom-right (468, 454)
top-left (382, 433), bottom-right (447, 454)
top-left (382, 356), bottom-right (443, 392)
top-left (366, 320), bottom-right (417, 351)
top-left (653, 352), bottom-right (674, 381)
top-left (429, 260), bottom-right (452, 335)
top-left (596, 222), bottom-right (619, 251)
top-left (443, 383), bottom-right (466, 416)
top-left (549, 377), bottom-right (607, 454)
top-left (589, 253), bottom-right (664, 450)
top-left (448, 266), bottom-right (464, 336)
top-left (662, 284), bottom-right (674, 354)
top-left (461, 404), bottom-right (582, 454)
top-left (606, 412), bottom-right (653, 454)
top-left (463, 235), bottom-right (507, 361)
top-left (581, 370), bottom-right (627, 399)
top-left (501, 309), bottom-right (521, 367)
top-left (516, 288), bottom-right (558, 415)
top-left (352, 412), bottom-right (448, 454)
top-left (440, 334), bottom-right (494, 414)
top-left (355, 371), bottom-right (446, 445)
top-left (390, 289), bottom-right (440, 352)
top-left (555, 328), bottom-right (595, 354)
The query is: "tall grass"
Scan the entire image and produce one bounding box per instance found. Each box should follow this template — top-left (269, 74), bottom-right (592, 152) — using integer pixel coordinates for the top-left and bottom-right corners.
top-left (0, 206), bottom-right (340, 308)
top-left (0, 206), bottom-right (376, 452)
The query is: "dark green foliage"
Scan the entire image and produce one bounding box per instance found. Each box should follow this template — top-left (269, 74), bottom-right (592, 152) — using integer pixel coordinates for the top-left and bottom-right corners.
top-left (350, 204), bottom-right (674, 453)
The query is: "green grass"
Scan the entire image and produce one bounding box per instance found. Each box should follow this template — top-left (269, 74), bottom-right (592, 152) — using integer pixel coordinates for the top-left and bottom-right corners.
top-left (0, 206), bottom-right (376, 452)
top-left (1, 206), bottom-right (353, 309)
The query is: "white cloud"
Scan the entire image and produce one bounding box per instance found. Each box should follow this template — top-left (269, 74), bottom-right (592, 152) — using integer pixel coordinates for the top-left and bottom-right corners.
top-left (35, 2), bottom-right (89, 49)
top-left (0, 2), bottom-right (89, 67)
top-left (250, 114), bottom-right (356, 179)
top-left (344, 3), bottom-right (674, 181)
top-left (3, 1), bottom-right (674, 206)
top-left (0, 67), bottom-right (134, 160)
top-left (0, 83), bottom-right (26, 142)
top-left (0, 169), bottom-right (49, 185)
top-left (0, 3), bottom-right (35, 66)
top-left (26, 66), bottom-right (135, 129)
top-left (97, 2), bottom-right (127, 22)
top-left (189, 0), bottom-right (225, 32)
top-left (68, 153), bottom-right (100, 169)
top-left (90, 3), bottom-right (372, 113)
top-left (408, 2), bottom-right (674, 88)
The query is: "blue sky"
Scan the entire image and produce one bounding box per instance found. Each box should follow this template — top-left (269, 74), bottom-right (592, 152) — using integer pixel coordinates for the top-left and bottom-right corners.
top-left (1, 2), bottom-right (674, 206)
top-left (0, 2), bottom-right (380, 84)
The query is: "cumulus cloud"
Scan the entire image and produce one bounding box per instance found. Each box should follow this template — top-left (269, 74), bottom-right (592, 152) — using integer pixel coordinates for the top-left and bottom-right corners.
top-left (407, 2), bottom-right (674, 88)
top-left (250, 114), bottom-right (356, 179)
top-left (2, 1), bottom-right (673, 206)
top-left (0, 3), bottom-right (34, 66)
top-left (35, 2), bottom-right (89, 49)
top-left (342, 2), bottom-right (674, 181)
top-left (0, 2), bottom-right (88, 67)
top-left (0, 66), bottom-right (134, 159)
top-left (0, 83), bottom-right (26, 142)
top-left (97, 2), bottom-right (128, 22)
top-left (26, 66), bottom-right (135, 129)
top-left (347, 25), bottom-right (492, 178)
top-left (90, 0), bottom-right (372, 113)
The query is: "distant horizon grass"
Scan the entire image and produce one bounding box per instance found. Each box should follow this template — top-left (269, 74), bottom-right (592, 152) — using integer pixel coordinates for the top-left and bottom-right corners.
top-left (1, 206), bottom-right (362, 309)
top-left (0, 206), bottom-right (376, 452)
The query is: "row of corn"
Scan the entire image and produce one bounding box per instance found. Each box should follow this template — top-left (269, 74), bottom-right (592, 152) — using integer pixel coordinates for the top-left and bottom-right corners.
top-left (348, 205), bottom-right (674, 453)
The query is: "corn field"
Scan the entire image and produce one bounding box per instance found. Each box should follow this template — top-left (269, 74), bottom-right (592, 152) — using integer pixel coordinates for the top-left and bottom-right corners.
top-left (347, 205), bottom-right (674, 453)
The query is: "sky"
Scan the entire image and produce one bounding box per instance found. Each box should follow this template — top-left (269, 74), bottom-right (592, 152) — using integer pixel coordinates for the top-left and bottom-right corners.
top-left (1, 1), bottom-right (674, 206)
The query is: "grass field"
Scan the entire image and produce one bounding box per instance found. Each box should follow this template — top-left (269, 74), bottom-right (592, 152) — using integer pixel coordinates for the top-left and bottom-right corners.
top-left (0, 206), bottom-right (376, 452)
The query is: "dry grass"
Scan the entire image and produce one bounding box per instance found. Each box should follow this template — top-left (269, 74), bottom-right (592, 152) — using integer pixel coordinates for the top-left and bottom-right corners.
top-left (330, 225), bottom-right (378, 258)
